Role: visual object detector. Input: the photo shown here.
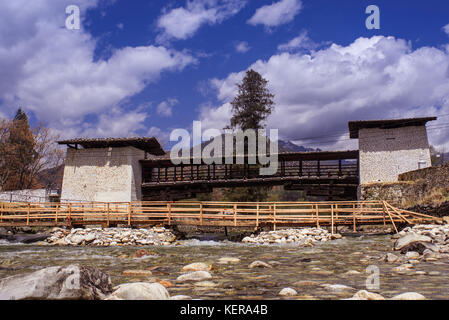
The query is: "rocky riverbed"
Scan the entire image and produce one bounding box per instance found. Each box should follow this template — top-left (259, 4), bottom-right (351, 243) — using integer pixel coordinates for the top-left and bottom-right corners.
top-left (242, 228), bottom-right (341, 245)
top-left (1, 224), bottom-right (449, 300)
top-left (45, 227), bottom-right (178, 246)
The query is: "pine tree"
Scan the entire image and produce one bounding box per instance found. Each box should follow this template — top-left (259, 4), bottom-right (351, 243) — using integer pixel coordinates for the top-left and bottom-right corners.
top-left (223, 70), bottom-right (275, 202)
top-left (230, 69), bottom-right (274, 130)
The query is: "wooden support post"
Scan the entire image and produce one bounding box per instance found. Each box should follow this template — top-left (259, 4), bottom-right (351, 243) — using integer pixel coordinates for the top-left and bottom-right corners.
top-left (26, 203), bottom-right (30, 226)
top-left (382, 202), bottom-right (386, 226)
top-left (331, 204), bottom-right (334, 235)
top-left (107, 203), bottom-right (110, 227)
top-left (127, 202), bottom-right (131, 226)
top-left (233, 203), bottom-right (237, 227)
top-left (315, 204), bottom-right (320, 228)
top-left (55, 204), bottom-right (59, 225)
top-left (68, 203), bottom-right (72, 227)
top-left (200, 203), bottom-right (203, 226)
top-left (273, 203), bottom-right (277, 231)
top-left (256, 203), bottom-right (259, 228)
top-left (167, 203), bottom-right (172, 226)
top-left (383, 202), bottom-right (398, 233)
top-left (353, 203), bottom-right (357, 232)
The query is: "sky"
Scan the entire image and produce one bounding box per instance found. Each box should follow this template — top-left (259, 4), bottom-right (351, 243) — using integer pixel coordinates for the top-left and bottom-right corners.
top-left (1, 0), bottom-right (449, 151)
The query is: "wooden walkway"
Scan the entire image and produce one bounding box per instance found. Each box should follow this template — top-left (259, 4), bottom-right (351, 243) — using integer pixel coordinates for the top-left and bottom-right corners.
top-left (0, 201), bottom-right (443, 232)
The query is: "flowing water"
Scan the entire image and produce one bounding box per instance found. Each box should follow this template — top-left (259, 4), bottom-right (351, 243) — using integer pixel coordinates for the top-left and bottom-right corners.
top-left (1, 236), bottom-right (449, 299)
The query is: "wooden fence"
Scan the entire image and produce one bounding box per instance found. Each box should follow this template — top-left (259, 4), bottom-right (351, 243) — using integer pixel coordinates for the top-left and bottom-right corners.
top-left (0, 200), bottom-right (443, 232)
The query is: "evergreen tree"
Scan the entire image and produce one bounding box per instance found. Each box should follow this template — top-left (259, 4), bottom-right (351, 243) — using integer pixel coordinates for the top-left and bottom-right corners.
top-left (223, 70), bottom-right (275, 202)
top-left (230, 69), bottom-right (274, 130)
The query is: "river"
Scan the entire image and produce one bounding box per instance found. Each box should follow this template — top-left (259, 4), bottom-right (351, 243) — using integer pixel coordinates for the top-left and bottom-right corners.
top-left (1, 235), bottom-right (448, 299)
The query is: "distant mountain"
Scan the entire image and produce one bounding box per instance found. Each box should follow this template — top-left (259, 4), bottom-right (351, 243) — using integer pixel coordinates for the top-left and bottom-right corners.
top-left (185, 135), bottom-right (321, 156)
top-left (278, 140), bottom-right (321, 153)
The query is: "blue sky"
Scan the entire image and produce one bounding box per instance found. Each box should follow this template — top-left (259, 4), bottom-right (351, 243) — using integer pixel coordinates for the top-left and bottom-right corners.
top-left (1, 0), bottom-right (449, 150)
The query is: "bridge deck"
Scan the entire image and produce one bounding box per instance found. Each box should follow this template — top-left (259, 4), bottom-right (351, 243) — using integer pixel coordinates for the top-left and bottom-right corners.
top-left (0, 201), bottom-right (442, 232)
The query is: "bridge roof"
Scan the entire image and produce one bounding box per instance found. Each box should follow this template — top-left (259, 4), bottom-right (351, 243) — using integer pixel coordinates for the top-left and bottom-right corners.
top-left (57, 137), bottom-right (166, 155)
top-left (140, 150), bottom-right (359, 166)
top-left (348, 117), bottom-right (437, 138)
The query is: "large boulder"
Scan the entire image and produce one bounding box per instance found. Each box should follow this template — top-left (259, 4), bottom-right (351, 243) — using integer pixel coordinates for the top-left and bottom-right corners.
top-left (106, 283), bottom-right (169, 300)
top-left (0, 265), bottom-right (112, 300)
top-left (394, 233), bottom-right (432, 251)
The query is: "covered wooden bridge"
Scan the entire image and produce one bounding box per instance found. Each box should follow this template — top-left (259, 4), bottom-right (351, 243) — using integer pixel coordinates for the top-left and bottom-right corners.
top-left (141, 150), bottom-right (360, 201)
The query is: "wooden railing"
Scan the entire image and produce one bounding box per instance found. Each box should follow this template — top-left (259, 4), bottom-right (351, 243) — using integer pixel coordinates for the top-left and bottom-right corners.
top-left (0, 200), bottom-right (443, 231)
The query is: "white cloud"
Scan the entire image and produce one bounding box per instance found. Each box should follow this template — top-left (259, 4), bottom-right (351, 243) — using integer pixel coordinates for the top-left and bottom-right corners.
top-left (247, 0), bottom-right (302, 28)
top-left (278, 30), bottom-right (317, 51)
top-left (235, 41), bottom-right (251, 53)
top-left (202, 36), bottom-right (449, 150)
top-left (147, 126), bottom-right (169, 145)
top-left (157, 0), bottom-right (246, 42)
top-left (444, 23), bottom-right (449, 36)
top-left (0, 0), bottom-right (195, 138)
top-left (157, 98), bottom-right (178, 117)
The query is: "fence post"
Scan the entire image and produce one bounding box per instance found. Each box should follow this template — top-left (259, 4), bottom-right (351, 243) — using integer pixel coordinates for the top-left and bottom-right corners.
top-left (107, 203), bottom-right (110, 227)
top-left (26, 203), bottom-right (30, 226)
top-left (233, 203), bottom-right (237, 227)
top-left (315, 203), bottom-right (320, 228)
top-left (256, 203), bottom-right (259, 228)
top-left (68, 203), bottom-right (72, 227)
top-left (167, 203), bottom-right (172, 226)
top-left (331, 204), bottom-right (334, 235)
top-left (127, 202), bottom-right (131, 226)
top-left (55, 203), bottom-right (59, 225)
top-left (200, 203), bottom-right (203, 226)
top-left (353, 203), bottom-right (356, 232)
top-left (273, 203), bottom-right (277, 231)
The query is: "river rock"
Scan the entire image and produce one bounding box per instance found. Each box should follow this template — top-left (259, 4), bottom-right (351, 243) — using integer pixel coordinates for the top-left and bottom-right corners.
top-left (351, 290), bottom-right (384, 300)
top-left (182, 262), bottom-right (213, 272)
top-left (279, 288), bottom-right (297, 296)
top-left (177, 271), bottom-right (212, 282)
top-left (248, 260), bottom-right (272, 269)
top-left (322, 284), bottom-right (355, 293)
top-left (194, 281), bottom-right (217, 287)
top-left (394, 233), bottom-right (432, 251)
top-left (405, 251), bottom-right (420, 259)
top-left (0, 265), bottom-right (112, 300)
top-left (107, 283), bottom-right (169, 300)
top-left (391, 292), bottom-right (426, 300)
top-left (122, 270), bottom-right (153, 277)
top-left (218, 257), bottom-right (241, 264)
top-left (384, 253), bottom-right (400, 263)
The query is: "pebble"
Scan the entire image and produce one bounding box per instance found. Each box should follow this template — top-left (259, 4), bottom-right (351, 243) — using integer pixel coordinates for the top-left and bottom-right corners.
top-left (248, 261), bottom-right (272, 269)
top-left (177, 271), bottom-right (212, 282)
top-left (279, 288), bottom-right (297, 297)
top-left (182, 263), bottom-right (213, 272)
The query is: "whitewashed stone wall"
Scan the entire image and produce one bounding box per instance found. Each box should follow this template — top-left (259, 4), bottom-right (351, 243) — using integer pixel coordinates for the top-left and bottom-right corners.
top-left (358, 126), bottom-right (431, 184)
top-left (60, 146), bottom-right (145, 202)
top-left (0, 189), bottom-right (49, 202)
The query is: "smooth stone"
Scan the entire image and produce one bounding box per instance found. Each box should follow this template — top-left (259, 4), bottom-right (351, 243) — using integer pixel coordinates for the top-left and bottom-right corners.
top-left (181, 262), bottom-right (213, 272)
top-left (107, 283), bottom-right (169, 300)
top-left (122, 270), bottom-right (153, 277)
top-left (177, 271), bottom-right (212, 282)
top-left (218, 257), bottom-right (241, 264)
top-left (351, 290), bottom-right (385, 300)
top-left (345, 270), bottom-right (361, 275)
top-left (405, 251), bottom-right (420, 259)
top-left (248, 261), bottom-right (272, 269)
top-left (384, 253), bottom-right (400, 263)
top-left (391, 292), bottom-right (426, 300)
top-left (279, 287), bottom-right (297, 297)
top-left (322, 284), bottom-right (355, 293)
top-left (0, 265), bottom-right (112, 300)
